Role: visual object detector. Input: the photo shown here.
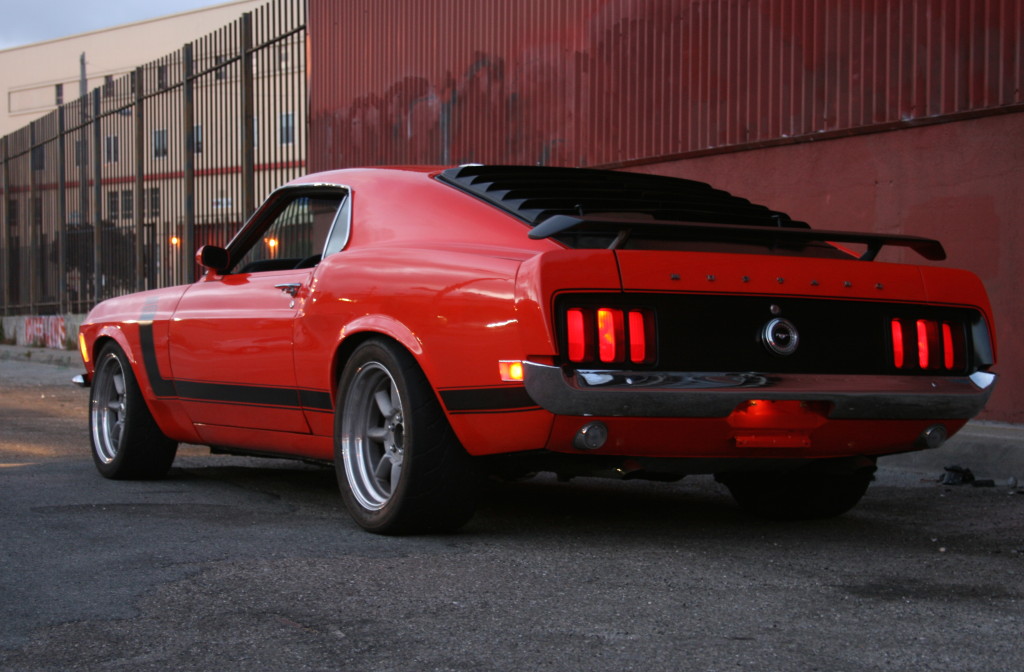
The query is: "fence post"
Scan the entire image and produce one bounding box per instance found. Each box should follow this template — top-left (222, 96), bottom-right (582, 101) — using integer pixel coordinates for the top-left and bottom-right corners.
top-left (57, 106), bottom-right (68, 314)
top-left (29, 121), bottom-right (38, 314)
top-left (240, 12), bottom-right (256, 221)
top-left (91, 89), bottom-right (102, 305)
top-left (78, 94), bottom-right (91, 313)
top-left (1, 136), bottom-right (8, 315)
top-left (133, 67), bottom-right (145, 292)
top-left (183, 43), bottom-right (196, 278)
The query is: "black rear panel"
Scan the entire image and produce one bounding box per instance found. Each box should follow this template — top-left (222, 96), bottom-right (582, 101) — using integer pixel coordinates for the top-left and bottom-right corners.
top-left (555, 292), bottom-right (986, 376)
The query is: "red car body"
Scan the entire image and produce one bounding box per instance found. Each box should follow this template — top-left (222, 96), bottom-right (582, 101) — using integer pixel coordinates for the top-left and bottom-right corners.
top-left (78, 165), bottom-right (997, 533)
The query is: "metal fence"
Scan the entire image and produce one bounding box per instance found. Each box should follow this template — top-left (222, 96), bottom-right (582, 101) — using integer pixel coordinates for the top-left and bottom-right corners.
top-left (0, 0), bottom-right (306, 317)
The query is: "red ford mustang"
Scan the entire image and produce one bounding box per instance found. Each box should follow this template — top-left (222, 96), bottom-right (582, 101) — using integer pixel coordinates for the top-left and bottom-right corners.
top-left (76, 165), bottom-right (997, 533)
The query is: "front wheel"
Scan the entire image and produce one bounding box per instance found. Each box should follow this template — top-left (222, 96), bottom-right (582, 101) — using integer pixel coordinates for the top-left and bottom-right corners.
top-left (717, 464), bottom-right (875, 520)
top-left (334, 340), bottom-right (482, 534)
top-left (89, 341), bottom-right (178, 479)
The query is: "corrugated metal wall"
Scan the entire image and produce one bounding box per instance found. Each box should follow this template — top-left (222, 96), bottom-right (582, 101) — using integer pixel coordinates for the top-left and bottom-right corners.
top-left (308, 0), bottom-right (1023, 171)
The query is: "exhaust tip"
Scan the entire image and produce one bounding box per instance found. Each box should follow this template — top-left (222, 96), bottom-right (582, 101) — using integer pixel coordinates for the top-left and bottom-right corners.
top-left (574, 421), bottom-right (609, 451)
top-left (918, 424), bottom-right (948, 450)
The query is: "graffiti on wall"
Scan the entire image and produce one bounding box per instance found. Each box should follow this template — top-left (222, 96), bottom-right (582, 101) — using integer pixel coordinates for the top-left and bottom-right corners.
top-left (24, 316), bottom-right (67, 349)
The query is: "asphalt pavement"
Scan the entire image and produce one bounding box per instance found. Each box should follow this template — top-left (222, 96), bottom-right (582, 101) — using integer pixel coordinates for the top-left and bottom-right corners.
top-left (2, 347), bottom-right (1023, 672)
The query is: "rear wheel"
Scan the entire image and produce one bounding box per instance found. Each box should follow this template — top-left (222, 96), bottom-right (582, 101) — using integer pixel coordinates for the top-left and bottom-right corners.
top-left (89, 342), bottom-right (178, 479)
top-left (334, 339), bottom-right (482, 534)
top-left (717, 464), bottom-right (875, 520)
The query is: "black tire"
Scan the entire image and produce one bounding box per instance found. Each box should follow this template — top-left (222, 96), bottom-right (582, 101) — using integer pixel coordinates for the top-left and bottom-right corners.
top-left (717, 464), bottom-right (875, 520)
top-left (334, 339), bottom-right (483, 534)
top-left (89, 342), bottom-right (178, 479)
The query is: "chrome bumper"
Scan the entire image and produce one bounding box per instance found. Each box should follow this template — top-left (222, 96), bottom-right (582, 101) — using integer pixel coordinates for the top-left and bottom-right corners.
top-left (522, 363), bottom-right (996, 420)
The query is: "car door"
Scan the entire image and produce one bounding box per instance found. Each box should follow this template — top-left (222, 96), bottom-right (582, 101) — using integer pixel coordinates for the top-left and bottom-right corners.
top-left (168, 188), bottom-right (346, 435)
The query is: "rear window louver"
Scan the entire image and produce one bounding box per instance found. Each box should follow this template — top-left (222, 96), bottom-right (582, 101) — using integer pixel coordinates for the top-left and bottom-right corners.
top-left (438, 164), bottom-right (803, 229)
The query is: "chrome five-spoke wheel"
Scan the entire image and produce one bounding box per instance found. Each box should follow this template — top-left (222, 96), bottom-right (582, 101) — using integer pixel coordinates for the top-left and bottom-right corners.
top-left (88, 342), bottom-right (178, 480)
top-left (334, 339), bottom-right (482, 534)
top-left (340, 361), bottom-right (404, 511)
top-left (91, 349), bottom-right (128, 465)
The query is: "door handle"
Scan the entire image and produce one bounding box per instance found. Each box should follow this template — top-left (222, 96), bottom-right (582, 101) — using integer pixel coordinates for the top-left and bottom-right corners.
top-left (275, 283), bottom-right (301, 297)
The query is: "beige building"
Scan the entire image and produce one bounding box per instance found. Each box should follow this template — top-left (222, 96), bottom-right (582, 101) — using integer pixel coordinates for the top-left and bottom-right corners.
top-left (0, 0), bottom-right (267, 137)
top-left (1, 0), bottom-right (307, 313)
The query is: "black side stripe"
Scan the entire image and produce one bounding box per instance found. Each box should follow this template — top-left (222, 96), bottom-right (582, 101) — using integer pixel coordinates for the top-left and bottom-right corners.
top-left (439, 386), bottom-right (539, 413)
top-left (139, 302), bottom-right (177, 398)
top-left (299, 389), bottom-right (333, 411)
top-left (139, 302), bottom-right (522, 416)
top-left (138, 300), bottom-right (318, 410)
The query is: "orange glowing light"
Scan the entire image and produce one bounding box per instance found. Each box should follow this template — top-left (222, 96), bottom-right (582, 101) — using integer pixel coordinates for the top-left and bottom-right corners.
top-left (169, 236), bottom-right (181, 246)
top-left (498, 360), bottom-right (524, 382)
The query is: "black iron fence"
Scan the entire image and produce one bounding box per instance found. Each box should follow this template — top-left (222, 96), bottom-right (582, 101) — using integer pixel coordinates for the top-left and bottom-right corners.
top-left (0, 0), bottom-right (306, 316)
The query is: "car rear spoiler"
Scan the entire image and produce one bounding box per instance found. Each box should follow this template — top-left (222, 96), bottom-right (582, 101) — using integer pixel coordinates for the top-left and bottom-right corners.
top-left (527, 214), bottom-right (947, 261)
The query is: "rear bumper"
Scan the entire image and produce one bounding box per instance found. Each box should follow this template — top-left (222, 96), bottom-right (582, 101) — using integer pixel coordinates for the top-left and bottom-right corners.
top-left (522, 363), bottom-right (996, 420)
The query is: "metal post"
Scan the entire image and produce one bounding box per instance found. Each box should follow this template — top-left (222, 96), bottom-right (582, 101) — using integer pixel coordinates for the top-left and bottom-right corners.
top-left (1, 136), bottom-right (8, 315)
top-left (133, 67), bottom-right (145, 292)
top-left (57, 106), bottom-right (68, 314)
top-left (91, 89), bottom-right (102, 305)
top-left (240, 12), bottom-right (256, 221)
top-left (28, 121), bottom-right (38, 314)
top-left (79, 90), bottom-right (91, 313)
top-left (183, 43), bottom-right (196, 278)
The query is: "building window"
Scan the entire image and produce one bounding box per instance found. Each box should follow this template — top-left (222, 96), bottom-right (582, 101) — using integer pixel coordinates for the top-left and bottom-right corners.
top-left (55, 83), bottom-right (64, 105)
top-left (74, 140), bottom-right (85, 167)
top-left (193, 125), bottom-right (203, 154)
top-left (148, 188), bottom-right (161, 218)
top-left (280, 112), bottom-right (294, 145)
top-left (278, 45), bottom-right (290, 71)
top-left (107, 192), bottom-right (119, 221)
top-left (103, 75), bottom-right (114, 98)
top-left (153, 129), bottom-right (168, 159)
top-left (7, 199), bottom-right (19, 227)
top-left (121, 190), bottom-right (133, 220)
top-left (104, 135), bottom-right (119, 163)
top-left (157, 65), bottom-right (168, 90)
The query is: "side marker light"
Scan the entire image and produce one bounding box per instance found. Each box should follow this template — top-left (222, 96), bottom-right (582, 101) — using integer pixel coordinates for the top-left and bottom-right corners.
top-left (78, 333), bottom-right (90, 364)
top-left (498, 360), bottom-right (524, 382)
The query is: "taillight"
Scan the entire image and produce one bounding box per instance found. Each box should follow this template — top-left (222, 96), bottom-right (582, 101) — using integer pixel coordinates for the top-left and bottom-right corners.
top-left (891, 317), bottom-right (964, 371)
top-left (565, 307), bottom-right (655, 365)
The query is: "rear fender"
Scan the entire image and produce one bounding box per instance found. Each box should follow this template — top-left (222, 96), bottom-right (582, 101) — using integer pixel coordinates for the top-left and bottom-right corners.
top-left (513, 249), bottom-right (622, 357)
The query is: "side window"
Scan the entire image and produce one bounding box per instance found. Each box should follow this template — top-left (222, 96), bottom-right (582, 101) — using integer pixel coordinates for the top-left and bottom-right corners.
top-left (232, 192), bottom-right (344, 273)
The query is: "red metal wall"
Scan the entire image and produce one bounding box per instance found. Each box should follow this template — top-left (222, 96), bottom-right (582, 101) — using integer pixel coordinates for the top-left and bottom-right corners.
top-left (308, 0), bottom-right (1023, 422)
top-left (309, 0), bottom-right (1023, 169)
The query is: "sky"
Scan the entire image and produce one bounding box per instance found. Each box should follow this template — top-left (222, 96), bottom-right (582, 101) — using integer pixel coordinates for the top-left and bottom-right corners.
top-left (0, 0), bottom-right (225, 50)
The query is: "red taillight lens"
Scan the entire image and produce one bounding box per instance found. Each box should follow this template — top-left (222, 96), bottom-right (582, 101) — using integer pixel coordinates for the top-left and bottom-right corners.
top-left (891, 319), bottom-right (905, 368)
top-left (892, 318), bottom-right (963, 372)
top-left (628, 310), bottom-right (648, 363)
top-left (567, 308), bottom-right (587, 362)
top-left (596, 308), bottom-right (624, 362)
top-left (916, 319), bottom-right (932, 369)
top-left (565, 306), bottom-right (655, 365)
top-left (942, 323), bottom-right (957, 370)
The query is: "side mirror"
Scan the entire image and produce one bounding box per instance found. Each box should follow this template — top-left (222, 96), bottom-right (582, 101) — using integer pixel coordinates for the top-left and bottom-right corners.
top-left (196, 245), bottom-right (230, 274)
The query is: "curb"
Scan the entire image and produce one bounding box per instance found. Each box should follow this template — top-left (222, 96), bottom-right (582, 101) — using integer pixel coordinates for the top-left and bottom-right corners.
top-left (0, 344), bottom-right (82, 369)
